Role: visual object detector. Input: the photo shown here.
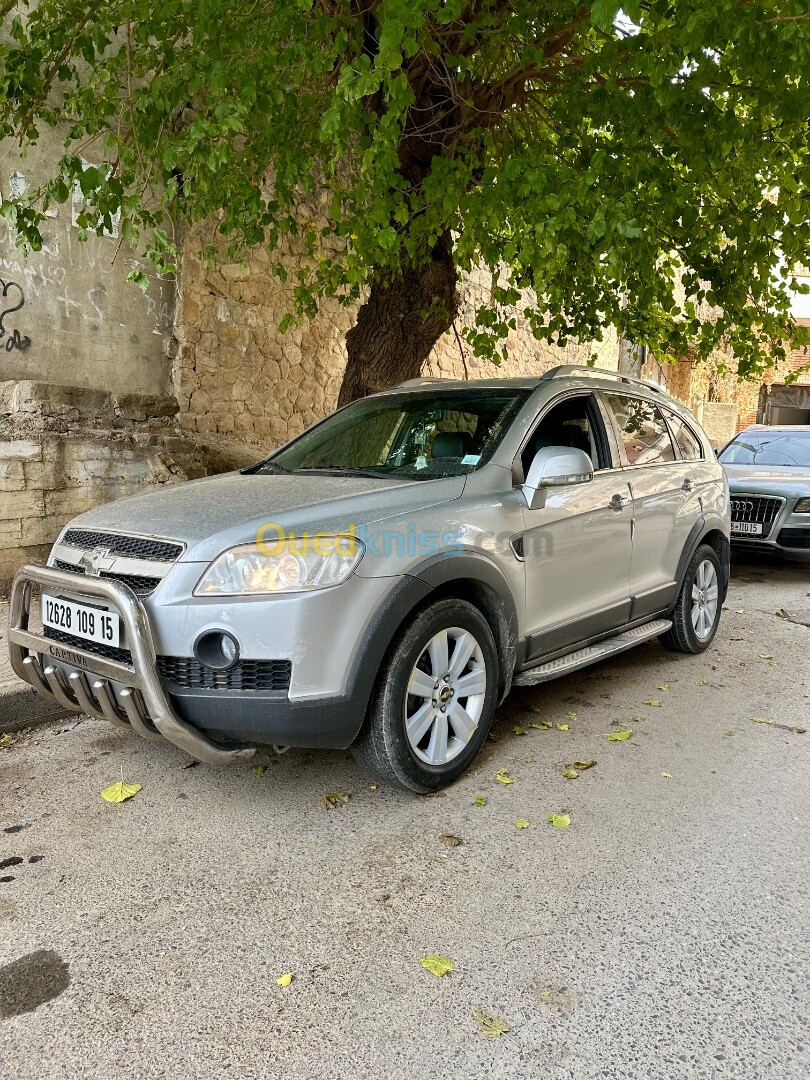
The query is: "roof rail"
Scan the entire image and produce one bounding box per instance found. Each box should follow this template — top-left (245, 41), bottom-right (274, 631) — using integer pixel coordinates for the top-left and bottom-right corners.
top-left (540, 364), bottom-right (666, 394)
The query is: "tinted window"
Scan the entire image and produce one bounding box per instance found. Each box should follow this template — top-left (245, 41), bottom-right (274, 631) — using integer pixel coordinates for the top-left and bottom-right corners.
top-left (719, 430), bottom-right (810, 467)
top-left (666, 412), bottom-right (703, 461)
top-left (261, 389), bottom-right (529, 480)
top-left (604, 394), bottom-right (676, 466)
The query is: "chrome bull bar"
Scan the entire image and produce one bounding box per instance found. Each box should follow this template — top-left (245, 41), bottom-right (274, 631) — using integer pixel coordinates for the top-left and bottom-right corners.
top-left (8, 565), bottom-right (255, 765)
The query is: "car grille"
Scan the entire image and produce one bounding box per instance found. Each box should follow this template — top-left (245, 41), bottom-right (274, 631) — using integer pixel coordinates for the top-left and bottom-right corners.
top-left (776, 527), bottom-right (810, 550)
top-left (53, 559), bottom-right (161, 599)
top-left (42, 628), bottom-right (292, 693)
top-left (729, 494), bottom-right (783, 539)
top-left (43, 626), bottom-right (133, 665)
top-left (157, 656), bottom-right (292, 692)
top-left (62, 529), bottom-right (183, 562)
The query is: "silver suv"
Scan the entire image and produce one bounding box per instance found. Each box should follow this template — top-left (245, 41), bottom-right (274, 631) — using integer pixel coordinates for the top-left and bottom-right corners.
top-left (9, 366), bottom-right (730, 792)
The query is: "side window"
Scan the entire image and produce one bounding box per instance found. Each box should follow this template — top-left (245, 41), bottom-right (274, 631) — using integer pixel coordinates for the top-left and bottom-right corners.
top-left (665, 410), bottom-right (703, 461)
top-left (521, 393), bottom-right (608, 476)
top-left (604, 394), bottom-right (676, 466)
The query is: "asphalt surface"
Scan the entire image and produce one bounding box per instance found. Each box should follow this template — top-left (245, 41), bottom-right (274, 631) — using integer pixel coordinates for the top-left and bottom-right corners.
top-left (1, 555), bottom-right (808, 1080)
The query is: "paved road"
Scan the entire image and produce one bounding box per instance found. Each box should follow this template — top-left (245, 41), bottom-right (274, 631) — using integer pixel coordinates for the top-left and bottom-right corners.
top-left (1, 556), bottom-right (808, 1080)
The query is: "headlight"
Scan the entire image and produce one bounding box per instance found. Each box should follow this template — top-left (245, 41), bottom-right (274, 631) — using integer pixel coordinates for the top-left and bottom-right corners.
top-left (794, 498), bottom-right (810, 513)
top-left (194, 534), bottom-right (364, 596)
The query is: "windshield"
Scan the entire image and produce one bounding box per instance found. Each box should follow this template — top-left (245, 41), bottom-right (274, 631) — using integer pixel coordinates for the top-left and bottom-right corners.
top-left (719, 430), bottom-right (810, 467)
top-left (255, 389), bottom-right (530, 480)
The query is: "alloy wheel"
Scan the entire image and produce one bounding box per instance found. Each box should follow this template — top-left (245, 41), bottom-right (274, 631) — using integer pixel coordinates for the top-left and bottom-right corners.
top-left (691, 559), bottom-right (719, 641)
top-left (404, 627), bottom-right (487, 766)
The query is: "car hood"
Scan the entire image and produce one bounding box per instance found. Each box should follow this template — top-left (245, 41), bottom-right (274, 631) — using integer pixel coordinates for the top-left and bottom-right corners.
top-left (723, 464), bottom-right (810, 498)
top-left (66, 471), bottom-right (467, 561)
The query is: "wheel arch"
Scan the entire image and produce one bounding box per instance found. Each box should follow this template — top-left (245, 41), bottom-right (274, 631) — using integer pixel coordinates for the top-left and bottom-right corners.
top-left (674, 517), bottom-right (730, 606)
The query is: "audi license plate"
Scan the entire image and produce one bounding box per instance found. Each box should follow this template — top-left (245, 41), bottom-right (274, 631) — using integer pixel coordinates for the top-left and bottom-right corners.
top-left (41, 595), bottom-right (120, 647)
top-left (731, 521), bottom-right (763, 536)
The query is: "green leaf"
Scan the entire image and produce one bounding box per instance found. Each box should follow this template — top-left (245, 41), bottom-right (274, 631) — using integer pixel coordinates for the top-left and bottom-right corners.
top-left (547, 813), bottom-right (571, 829)
top-left (512, 724), bottom-right (527, 736)
top-left (643, 700), bottom-right (663, 707)
top-left (420, 955), bottom-right (456, 977)
top-left (529, 721), bottom-right (552, 730)
top-left (474, 795), bottom-right (487, 807)
top-left (591, 0), bottom-right (622, 34)
top-left (495, 768), bottom-right (514, 785)
top-left (605, 729), bottom-right (632, 742)
top-left (562, 768), bottom-right (579, 779)
top-left (515, 818), bottom-right (530, 829)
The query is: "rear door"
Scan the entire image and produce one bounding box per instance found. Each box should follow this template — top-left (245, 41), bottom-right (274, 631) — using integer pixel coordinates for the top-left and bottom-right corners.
top-left (601, 393), bottom-right (702, 618)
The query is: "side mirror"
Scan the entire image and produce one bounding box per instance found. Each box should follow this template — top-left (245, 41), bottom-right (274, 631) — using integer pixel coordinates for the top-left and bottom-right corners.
top-left (522, 446), bottom-right (594, 510)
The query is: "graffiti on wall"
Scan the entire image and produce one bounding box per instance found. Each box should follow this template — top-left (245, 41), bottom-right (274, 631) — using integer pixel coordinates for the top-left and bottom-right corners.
top-left (0, 277), bottom-right (31, 352)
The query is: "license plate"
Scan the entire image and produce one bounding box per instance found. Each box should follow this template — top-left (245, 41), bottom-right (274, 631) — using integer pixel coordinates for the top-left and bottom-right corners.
top-left (731, 521), bottom-right (763, 536)
top-left (41, 595), bottom-right (120, 647)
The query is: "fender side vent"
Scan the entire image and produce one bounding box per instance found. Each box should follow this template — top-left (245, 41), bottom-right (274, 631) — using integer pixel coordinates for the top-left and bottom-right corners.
top-left (511, 535), bottom-right (525, 559)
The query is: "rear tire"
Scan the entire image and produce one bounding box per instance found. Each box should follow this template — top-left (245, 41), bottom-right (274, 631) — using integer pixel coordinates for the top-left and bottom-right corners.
top-left (659, 544), bottom-right (722, 654)
top-left (351, 598), bottom-right (499, 793)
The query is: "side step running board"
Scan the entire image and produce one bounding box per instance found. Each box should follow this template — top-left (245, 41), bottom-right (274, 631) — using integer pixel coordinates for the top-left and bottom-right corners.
top-left (512, 619), bottom-right (672, 688)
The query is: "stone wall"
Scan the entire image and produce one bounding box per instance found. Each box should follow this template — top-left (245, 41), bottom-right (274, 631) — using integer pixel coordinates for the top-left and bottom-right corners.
top-left (175, 221), bottom-right (619, 467)
top-left (0, 380), bottom-right (223, 593)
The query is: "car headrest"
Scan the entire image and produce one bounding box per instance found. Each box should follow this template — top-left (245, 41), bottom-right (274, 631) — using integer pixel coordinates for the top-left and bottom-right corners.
top-left (432, 431), bottom-right (472, 459)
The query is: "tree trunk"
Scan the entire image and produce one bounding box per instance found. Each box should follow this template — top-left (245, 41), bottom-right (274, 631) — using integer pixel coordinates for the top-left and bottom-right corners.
top-left (337, 232), bottom-right (458, 406)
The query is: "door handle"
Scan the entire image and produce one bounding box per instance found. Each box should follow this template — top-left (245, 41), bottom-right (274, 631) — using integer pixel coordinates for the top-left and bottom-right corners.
top-left (609, 493), bottom-right (629, 511)
top-left (682, 478), bottom-right (694, 492)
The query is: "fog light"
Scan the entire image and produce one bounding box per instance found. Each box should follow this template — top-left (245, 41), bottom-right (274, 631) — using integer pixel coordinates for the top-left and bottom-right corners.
top-left (194, 630), bottom-right (240, 671)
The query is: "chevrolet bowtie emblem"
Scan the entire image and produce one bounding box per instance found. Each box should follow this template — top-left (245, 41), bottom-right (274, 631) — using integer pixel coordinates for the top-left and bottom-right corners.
top-left (81, 546), bottom-right (111, 576)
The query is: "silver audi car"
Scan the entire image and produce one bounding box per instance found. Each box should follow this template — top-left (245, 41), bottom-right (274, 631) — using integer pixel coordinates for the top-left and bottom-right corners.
top-left (719, 425), bottom-right (810, 560)
top-left (8, 366), bottom-right (730, 792)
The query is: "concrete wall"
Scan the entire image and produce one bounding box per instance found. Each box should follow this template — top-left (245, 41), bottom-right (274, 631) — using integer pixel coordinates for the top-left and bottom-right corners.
top-left (0, 136), bottom-right (172, 394)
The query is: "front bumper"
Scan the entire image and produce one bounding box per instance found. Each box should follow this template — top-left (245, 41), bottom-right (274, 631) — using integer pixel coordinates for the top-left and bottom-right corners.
top-left (8, 565), bottom-right (257, 764)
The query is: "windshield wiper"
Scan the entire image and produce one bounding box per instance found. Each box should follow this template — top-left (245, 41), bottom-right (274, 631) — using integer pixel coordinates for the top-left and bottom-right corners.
top-left (241, 460), bottom-right (289, 475)
top-left (296, 466), bottom-right (403, 480)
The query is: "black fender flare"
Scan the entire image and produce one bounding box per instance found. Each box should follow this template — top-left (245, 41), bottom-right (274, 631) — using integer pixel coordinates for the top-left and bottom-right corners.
top-left (674, 516), bottom-right (730, 605)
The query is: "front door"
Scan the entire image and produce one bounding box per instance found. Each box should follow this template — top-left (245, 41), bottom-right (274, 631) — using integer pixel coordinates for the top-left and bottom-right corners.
top-left (520, 392), bottom-right (633, 659)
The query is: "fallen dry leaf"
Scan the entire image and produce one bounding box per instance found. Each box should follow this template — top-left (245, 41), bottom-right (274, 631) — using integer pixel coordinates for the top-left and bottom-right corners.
top-left (566, 710), bottom-right (577, 721)
top-left (572, 760), bottom-right (597, 770)
top-left (276, 973), bottom-right (294, 987)
top-left (657, 683), bottom-right (671, 691)
top-left (495, 768), bottom-right (514, 785)
top-left (252, 764), bottom-right (267, 776)
top-left (632, 715), bottom-right (648, 723)
top-left (556, 723), bottom-right (569, 732)
top-left (561, 768), bottom-right (579, 780)
top-left (661, 771), bottom-right (672, 779)
top-left (605, 729), bottom-right (632, 742)
top-left (512, 724), bottom-right (527, 736)
top-left (751, 717), bottom-right (774, 725)
top-left (100, 768), bottom-right (142, 804)
top-left (724, 730), bottom-right (735, 736)
top-left (321, 791), bottom-right (350, 809)
top-left (419, 955), bottom-right (456, 977)
top-left (643, 699), bottom-right (663, 707)
top-left (530, 721), bottom-right (552, 730)
top-left (473, 1007), bottom-right (511, 1038)
top-left (440, 833), bottom-right (462, 847)
top-left (547, 812), bottom-right (571, 829)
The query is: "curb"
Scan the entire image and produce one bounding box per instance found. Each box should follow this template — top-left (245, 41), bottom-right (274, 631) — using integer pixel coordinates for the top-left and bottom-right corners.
top-left (0, 679), bottom-right (70, 734)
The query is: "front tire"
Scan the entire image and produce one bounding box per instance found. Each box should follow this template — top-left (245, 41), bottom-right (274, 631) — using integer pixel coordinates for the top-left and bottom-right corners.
top-left (351, 598), bottom-right (499, 793)
top-left (659, 544), bottom-right (722, 654)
